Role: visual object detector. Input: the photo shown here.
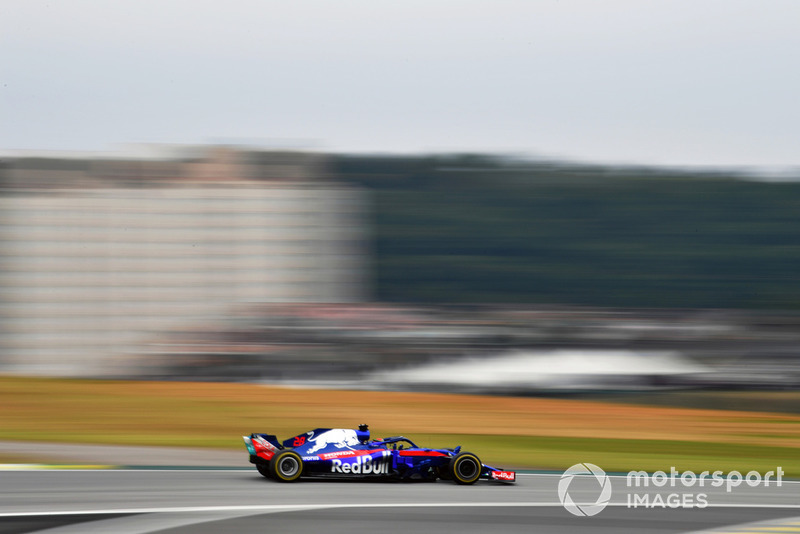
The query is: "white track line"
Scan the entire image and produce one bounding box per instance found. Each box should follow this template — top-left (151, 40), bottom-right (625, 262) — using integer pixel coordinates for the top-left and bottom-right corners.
top-left (3, 501), bottom-right (800, 518)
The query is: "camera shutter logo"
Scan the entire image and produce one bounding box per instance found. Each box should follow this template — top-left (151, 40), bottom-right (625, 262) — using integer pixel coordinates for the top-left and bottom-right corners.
top-left (558, 463), bottom-right (612, 517)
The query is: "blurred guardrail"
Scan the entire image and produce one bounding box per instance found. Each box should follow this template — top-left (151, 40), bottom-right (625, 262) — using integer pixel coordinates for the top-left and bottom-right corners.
top-left (135, 303), bottom-right (800, 391)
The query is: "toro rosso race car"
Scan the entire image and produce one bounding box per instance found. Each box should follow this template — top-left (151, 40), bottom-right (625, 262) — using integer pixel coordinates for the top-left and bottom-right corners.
top-left (243, 424), bottom-right (515, 485)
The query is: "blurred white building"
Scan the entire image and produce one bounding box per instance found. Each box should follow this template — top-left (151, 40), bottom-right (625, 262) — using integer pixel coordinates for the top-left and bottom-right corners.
top-left (0, 148), bottom-right (369, 376)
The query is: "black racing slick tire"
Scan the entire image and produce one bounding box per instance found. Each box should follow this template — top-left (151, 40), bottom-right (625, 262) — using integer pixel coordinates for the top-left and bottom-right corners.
top-left (256, 463), bottom-right (272, 479)
top-left (449, 452), bottom-right (482, 485)
top-left (437, 466), bottom-right (452, 481)
top-left (269, 450), bottom-right (303, 482)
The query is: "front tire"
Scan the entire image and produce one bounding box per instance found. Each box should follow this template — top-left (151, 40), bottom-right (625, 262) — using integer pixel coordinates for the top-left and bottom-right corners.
top-left (269, 450), bottom-right (303, 482)
top-left (449, 452), bottom-right (482, 485)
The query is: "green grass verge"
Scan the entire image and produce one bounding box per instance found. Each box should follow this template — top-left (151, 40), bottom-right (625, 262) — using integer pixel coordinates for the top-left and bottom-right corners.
top-left (2, 376), bottom-right (799, 475)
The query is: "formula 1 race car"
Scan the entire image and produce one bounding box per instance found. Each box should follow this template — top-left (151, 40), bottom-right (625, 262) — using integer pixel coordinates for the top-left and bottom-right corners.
top-left (243, 424), bottom-right (515, 484)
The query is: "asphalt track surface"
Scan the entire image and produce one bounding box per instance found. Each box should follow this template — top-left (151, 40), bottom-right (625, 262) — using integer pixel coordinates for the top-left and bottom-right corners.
top-left (1, 469), bottom-right (799, 534)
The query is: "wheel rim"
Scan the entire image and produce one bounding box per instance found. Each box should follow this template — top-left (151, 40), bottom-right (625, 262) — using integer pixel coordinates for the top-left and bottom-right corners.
top-left (279, 456), bottom-right (300, 477)
top-left (457, 458), bottom-right (479, 479)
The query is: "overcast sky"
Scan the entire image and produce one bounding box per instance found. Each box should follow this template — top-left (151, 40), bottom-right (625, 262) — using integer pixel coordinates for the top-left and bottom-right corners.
top-left (2, 1), bottom-right (799, 168)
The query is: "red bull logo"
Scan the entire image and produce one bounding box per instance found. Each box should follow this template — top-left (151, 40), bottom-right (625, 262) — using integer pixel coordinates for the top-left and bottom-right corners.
top-left (307, 429), bottom-right (361, 454)
top-left (491, 470), bottom-right (516, 482)
top-left (331, 451), bottom-right (391, 475)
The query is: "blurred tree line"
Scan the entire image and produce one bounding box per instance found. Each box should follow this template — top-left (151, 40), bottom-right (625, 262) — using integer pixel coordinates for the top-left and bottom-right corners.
top-left (331, 155), bottom-right (800, 310)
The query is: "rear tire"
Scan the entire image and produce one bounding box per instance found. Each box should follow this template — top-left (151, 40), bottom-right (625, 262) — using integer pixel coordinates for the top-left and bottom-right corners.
top-left (256, 463), bottom-right (272, 479)
top-left (449, 452), bottom-right (482, 485)
top-left (269, 450), bottom-right (303, 482)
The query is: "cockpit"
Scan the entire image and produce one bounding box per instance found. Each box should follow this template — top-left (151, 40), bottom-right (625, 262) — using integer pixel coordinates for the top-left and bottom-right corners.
top-left (375, 436), bottom-right (420, 450)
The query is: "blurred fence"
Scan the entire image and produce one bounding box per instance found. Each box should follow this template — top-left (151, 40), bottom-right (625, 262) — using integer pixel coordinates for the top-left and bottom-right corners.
top-left (136, 303), bottom-right (800, 391)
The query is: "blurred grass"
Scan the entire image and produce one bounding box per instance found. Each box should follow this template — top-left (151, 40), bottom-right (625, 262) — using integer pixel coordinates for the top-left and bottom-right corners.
top-left (0, 453), bottom-right (45, 464)
top-left (576, 391), bottom-right (800, 415)
top-left (1, 376), bottom-right (799, 474)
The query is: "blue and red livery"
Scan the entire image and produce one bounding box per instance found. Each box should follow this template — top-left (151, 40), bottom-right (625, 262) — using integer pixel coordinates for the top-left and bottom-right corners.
top-left (243, 424), bottom-right (515, 484)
